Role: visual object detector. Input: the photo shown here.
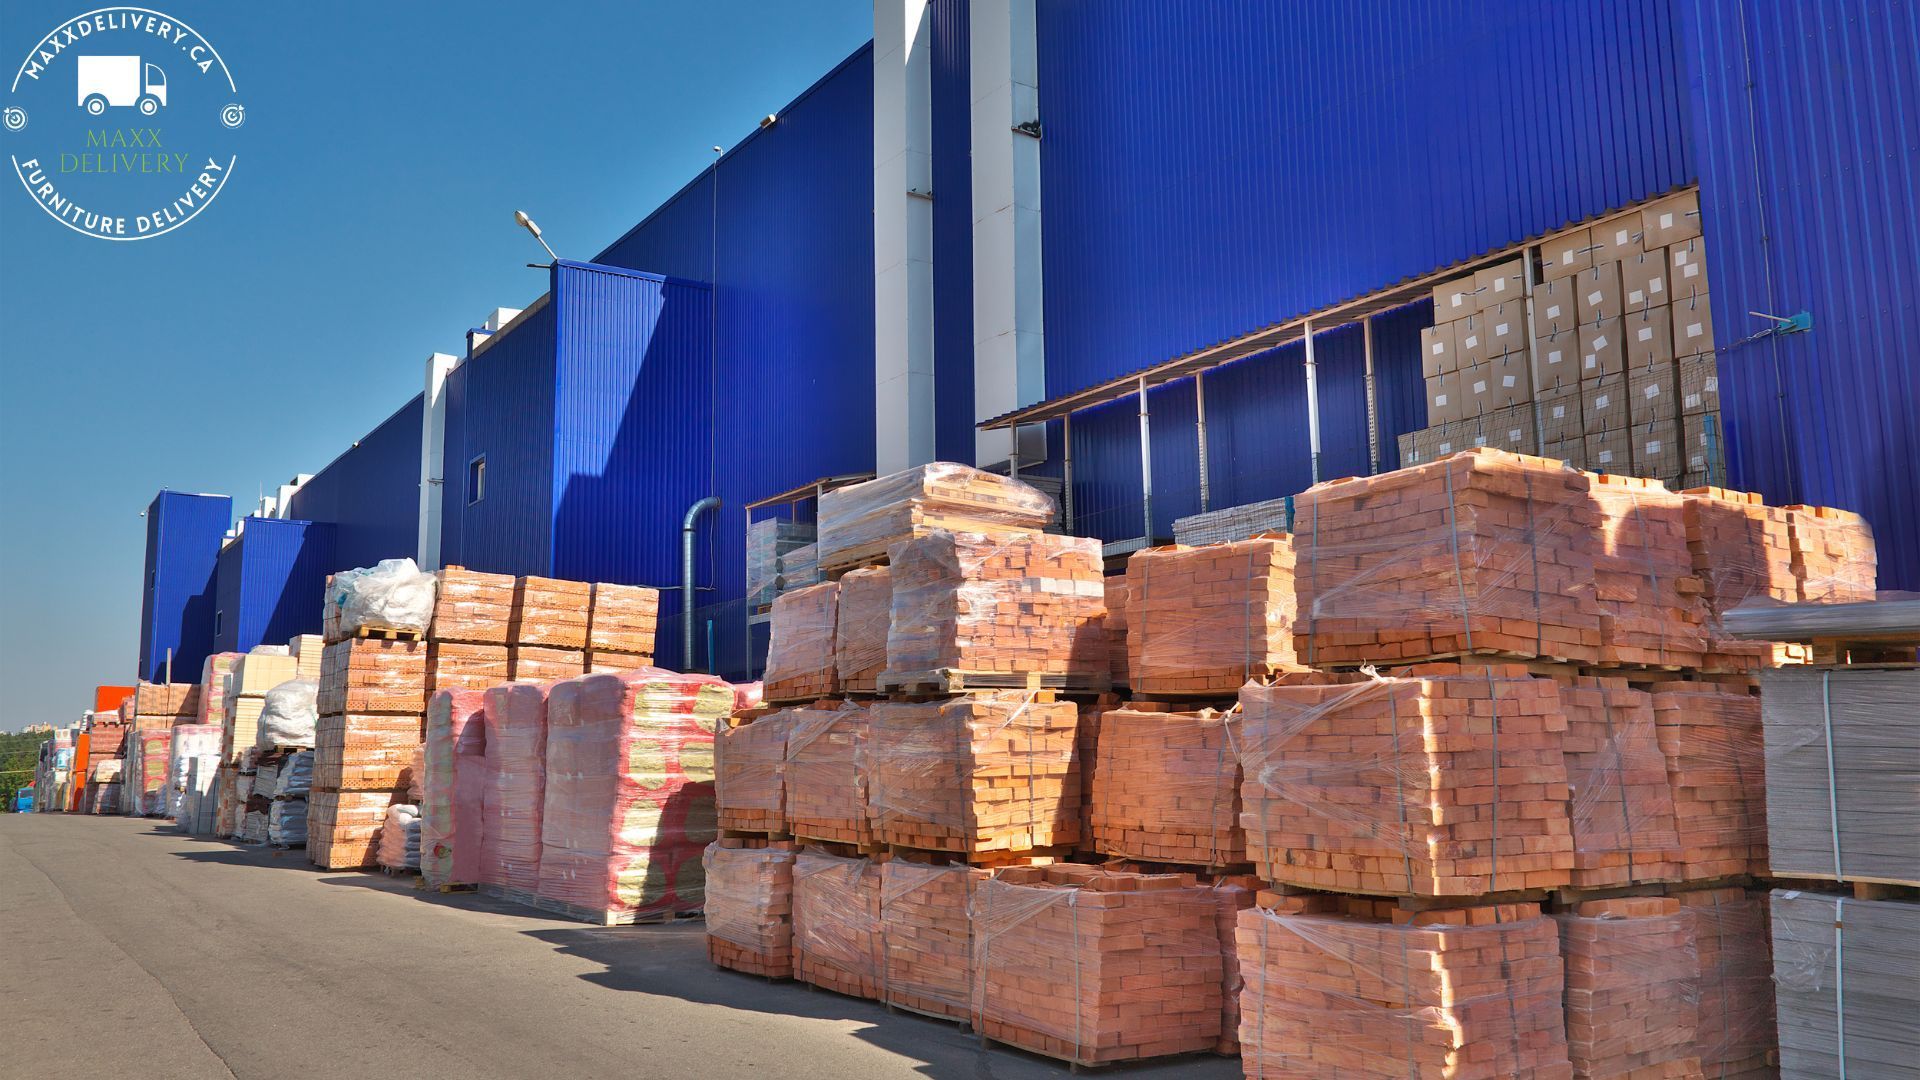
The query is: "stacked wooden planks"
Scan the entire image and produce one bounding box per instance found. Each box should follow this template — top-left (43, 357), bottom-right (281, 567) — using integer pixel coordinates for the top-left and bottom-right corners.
top-left (1674, 887), bottom-right (1777, 1079)
top-left (831, 567), bottom-right (891, 695)
top-left (1586, 473), bottom-right (1710, 668)
top-left (783, 702), bottom-right (873, 846)
top-left (879, 856), bottom-right (984, 1021)
top-left (973, 865), bottom-right (1222, 1066)
top-left (762, 582), bottom-right (840, 703)
top-left (1125, 537), bottom-right (1300, 695)
top-left (815, 462), bottom-right (1055, 574)
top-left (1555, 897), bottom-right (1703, 1079)
top-left (1649, 682), bottom-right (1767, 880)
top-left (715, 708), bottom-right (792, 834)
top-left (792, 848), bottom-right (886, 999)
top-left (1769, 890), bottom-right (1920, 1080)
top-left (1292, 448), bottom-right (1603, 666)
top-left (1236, 666), bottom-right (1574, 897)
top-left (1089, 706), bottom-right (1243, 866)
top-left (704, 838), bottom-right (799, 977)
top-left (1559, 675), bottom-right (1683, 888)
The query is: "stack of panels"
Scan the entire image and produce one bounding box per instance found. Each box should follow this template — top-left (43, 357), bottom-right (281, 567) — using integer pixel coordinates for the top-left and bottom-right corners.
top-left (1770, 891), bottom-right (1920, 1080)
top-left (290, 635), bottom-right (324, 681)
top-left (1125, 538), bottom-right (1299, 695)
top-left (1172, 497), bottom-right (1294, 546)
top-left (816, 462), bottom-right (1055, 575)
top-left (704, 839), bottom-right (798, 977)
top-left (1089, 707), bottom-right (1241, 867)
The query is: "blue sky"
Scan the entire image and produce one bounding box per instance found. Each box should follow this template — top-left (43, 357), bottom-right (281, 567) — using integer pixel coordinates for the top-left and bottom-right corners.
top-left (0, 1), bottom-right (872, 730)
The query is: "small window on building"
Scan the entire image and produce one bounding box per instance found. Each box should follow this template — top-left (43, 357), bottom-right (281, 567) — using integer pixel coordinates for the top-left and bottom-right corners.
top-left (214, 610), bottom-right (223, 637)
top-left (468, 456), bottom-right (486, 505)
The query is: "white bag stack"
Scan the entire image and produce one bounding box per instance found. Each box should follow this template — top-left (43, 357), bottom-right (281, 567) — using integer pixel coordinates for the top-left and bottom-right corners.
top-left (377, 804), bottom-right (422, 870)
top-left (257, 679), bottom-right (319, 749)
top-left (328, 558), bottom-right (438, 637)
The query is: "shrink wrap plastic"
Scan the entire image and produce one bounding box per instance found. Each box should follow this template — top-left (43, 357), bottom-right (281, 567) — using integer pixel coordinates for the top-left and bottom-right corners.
top-left (1680, 487), bottom-right (1806, 668)
top-left (762, 581), bottom-right (838, 702)
top-left (197, 654), bottom-right (241, 724)
top-left (715, 708), bottom-right (792, 833)
top-left (422, 688), bottom-right (487, 888)
top-left (1676, 888), bottom-right (1777, 1078)
top-left (1555, 899), bottom-right (1703, 1079)
top-left (123, 729), bottom-right (172, 815)
top-left (1126, 537), bottom-right (1299, 695)
top-left (1769, 890), bottom-right (1919, 1080)
top-left (817, 462), bottom-right (1055, 573)
top-left (1235, 668), bottom-right (1574, 898)
top-left (832, 566), bottom-right (891, 694)
top-left (1560, 677), bottom-right (1683, 888)
top-left (166, 725), bottom-right (221, 819)
top-left (747, 517), bottom-right (814, 608)
top-left (793, 849), bottom-right (884, 998)
top-left (783, 701), bottom-right (872, 846)
top-left (1785, 505), bottom-right (1878, 604)
top-left (430, 567), bottom-right (515, 645)
top-left (257, 678), bottom-right (318, 748)
top-left (1089, 706), bottom-right (1242, 866)
top-left (317, 638), bottom-right (426, 716)
top-left (510, 575), bottom-right (591, 649)
top-left (535, 670), bottom-right (728, 918)
top-left (327, 558), bottom-right (437, 639)
top-left (1209, 876), bottom-right (1258, 1056)
top-left (880, 858), bottom-right (981, 1021)
top-left (277, 749), bottom-right (312, 797)
top-left (868, 693), bottom-right (1079, 855)
top-left (377, 803), bottom-right (421, 870)
top-left (479, 681), bottom-right (551, 896)
top-left (1649, 682), bottom-right (1767, 880)
top-left (703, 839), bottom-right (799, 978)
top-left (586, 582), bottom-right (660, 656)
top-left (1100, 577), bottom-right (1129, 690)
top-left (1586, 474), bottom-right (1710, 668)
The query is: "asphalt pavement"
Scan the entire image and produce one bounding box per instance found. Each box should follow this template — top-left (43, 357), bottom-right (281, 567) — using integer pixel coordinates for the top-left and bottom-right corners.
top-left (0, 813), bottom-right (1241, 1080)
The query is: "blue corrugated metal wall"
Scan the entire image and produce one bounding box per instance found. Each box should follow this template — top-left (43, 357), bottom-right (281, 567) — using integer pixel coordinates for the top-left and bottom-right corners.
top-left (213, 518), bottom-right (337, 653)
top-left (1680, 0), bottom-right (1919, 589)
top-left (930, 0), bottom-right (977, 463)
top-left (441, 302), bottom-right (557, 576)
top-left (285, 395), bottom-right (423, 574)
top-left (138, 490), bottom-right (231, 682)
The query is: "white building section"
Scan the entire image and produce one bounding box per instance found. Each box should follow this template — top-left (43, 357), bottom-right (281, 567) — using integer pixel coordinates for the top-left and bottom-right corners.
top-left (872, 0), bottom-right (937, 475)
top-left (417, 351), bottom-right (458, 570)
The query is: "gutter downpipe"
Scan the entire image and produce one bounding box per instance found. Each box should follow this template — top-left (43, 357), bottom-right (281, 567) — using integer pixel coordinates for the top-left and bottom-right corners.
top-left (682, 496), bottom-right (721, 671)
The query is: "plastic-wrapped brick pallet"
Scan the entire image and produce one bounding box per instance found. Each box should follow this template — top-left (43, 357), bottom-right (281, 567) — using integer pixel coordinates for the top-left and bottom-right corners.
top-left (1555, 897), bottom-right (1703, 1078)
top-left (1676, 887), bottom-right (1776, 1077)
top-left (1649, 681), bottom-right (1767, 880)
top-left (832, 566), bottom-right (890, 695)
top-left (1125, 537), bottom-right (1299, 695)
top-left (880, 857), bottom-right (983, 1022)
top-left (1559, 676), bottom-right (1684, 888)
top-left (704, 838), bottom-right (799, 977)
top-left (479, 680), bottom-right (550, 903)
top-left (762, 582), bottom-right (839, 703)
top-left (783, 702), bottom-right (873, 847)
top-left (1089, 706), bottom-right (1241, 867)
top-left (534, 670), bottom-right (729, 923)
top-left (1586, 473), bottom-right (1713, 668)
top-left (715, 708), bottom-right (791, 834)
top-left (1770, 890), bottom-right (1920, 1079)
top-left (792, 849), bottom-right (884, 999)
top-left (815, 462), bottom-right (1055, 575)
top-left (421, 689), bottom-right (487, 888)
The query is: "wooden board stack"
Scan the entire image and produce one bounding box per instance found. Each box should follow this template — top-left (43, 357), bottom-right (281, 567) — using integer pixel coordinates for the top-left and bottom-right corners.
top-left (1559, 676), bottom-right (1684, 888)
top-left (585, 582), bottom-right (659, 666)
top-left (762, 582), bottom-right (839, 703)
top-left (1648, 682), bottom-right (1767, 880)
top-left (1681, 487), bottom-right (1805, 669)
top-left (1236, 895), bottom-right (1572, 1079)
top-left (704, 838), bottom-right (799, 977)
top-left (715, 709), bottom-right (791, 834)
top-left (1089, 706), bottom-right (1242, 867)
top-left (1125, 537), bottom-right (1299, 695)
top-left (1586, 473), bottom-right (1710, 668)
top-left (478, 680), bottom-right (551, 902)
top-left (880, 530), bottom-right (1108, 692)
top-left (1785, 504), bottom-right (1878, 604)
top-left (311, 637), bottom-right (426, 869)
top-left (868, 693), bottom-right (1079, 856)
top-left (1237, 667), bottom-right (1574, 897)
top-left (1674, 887), bottom-right (1776, 1078)
top-left (792, 848), bottom-right (885, 999)
top-left (1555, 897), bottom-right (1703, 1079)
top-left (1292, 448), bottom-right (1603, 666)
top-left (1769, 890), bottom-right (1919, 1080)
top-left (832, 567), bottom-right (890, 695)
top-left (973, 865), bottom-right (1222, 1066)
top-left (879, 856), bottom-right (983, 1021)
top-left (783, 702), bottom-right (873, 846)
top-left (815, 462), bottom-right (1055, 574)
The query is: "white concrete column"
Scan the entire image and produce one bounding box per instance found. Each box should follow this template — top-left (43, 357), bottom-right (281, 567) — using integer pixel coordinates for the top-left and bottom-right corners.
top-left (874, 0), bottom-right (937, 475)
top-left (418, 351), bottom-right (457, 570)
top-left (970, 0), bottom-right (1044, 467)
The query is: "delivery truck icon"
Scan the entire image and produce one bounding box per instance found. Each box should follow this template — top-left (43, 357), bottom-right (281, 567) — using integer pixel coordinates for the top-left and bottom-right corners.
top-left (76, 55), bottom-right (167, 116)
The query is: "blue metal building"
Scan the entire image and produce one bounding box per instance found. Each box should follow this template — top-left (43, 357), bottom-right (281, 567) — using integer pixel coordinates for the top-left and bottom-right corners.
top-left (137, 490), bottom-right (232, 682)
top-left (284, 394), bottom-right (424, 574)
top-left (212, 517), bottom-right (337, 653)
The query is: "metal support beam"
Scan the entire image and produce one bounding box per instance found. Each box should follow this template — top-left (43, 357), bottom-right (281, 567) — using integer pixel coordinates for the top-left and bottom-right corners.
top-left (1136, 375), bottom-right (1153, 543)
top-left (1362, 319), bottom-right (1379, 475)
top-left (1062, 414), bottom-right (1075, 532)
top-left (1303, 319), bottom-right (1323, 483)
top-left (1521, 247), bottom-right (1547, 452)
top-left (1194, 371), bottom-right (1211, 512)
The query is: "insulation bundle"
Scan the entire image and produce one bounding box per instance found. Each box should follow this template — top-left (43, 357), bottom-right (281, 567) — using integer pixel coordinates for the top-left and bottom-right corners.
top-left (1649, 682), bottom-right (1767, 880)
top-left (880, 858), bottom-right (984, 1021)
top-left (509, 575), bottom-right (591, 649)
top-left (479, 681), bottom-right (551, 898)
top-left (761, 581), bottom-right (840, 703)
top-left (792, 849), bottom-right (885, 999)
top-left (1555, 898), bottom-right (1702, 1079)
top-left (1125, 537), bottom-right (1300, 694)
top-left (1236, 896), bottom-right (1572, 1079)
top-left (586, 582), bottom-right (659, 659)
top-left (715, 709), bottom-right (792, 834)
top-left (268, 796), bottom-right (308, 846)
top-left (816, 462), bottom-right (1055, 574)
top-left (377, 804), bottom-right (421, 870)
top-left (1785, 504), bottom-right (1878, 603)
top-left (422, 688), bottom-right (487, 888)
top-left (1560, 676), bottom-right (1683, 888)
top-left (197, 654), bottom-right (243, 724)
top-left (1237, 667), bottom-right (1574, 897)
top-left (882, 530), bottom-right (1108, 689)
top-left (1089, 706), bottom-right (1242, 866)
top-left (783, 702), bottom-right (873, 846)
top-left (868, 693), bottom-right (1079, 855)
top-left (704, 839), bottom-right (799, 977)
top-left (430, 567), bottom-right (515, 645)
top-left (166, 725), bottom-right (220, 819)
top-left (1674, 888), bottom-right (1776, 1078)
top-left (534, 671), bottom-right (729, 920)
top-left (1770, 890), bottom-right (1919, 1079)
top-left (1586, 473), bottom-right (1712, 668)
top-left (1292, 448), bottom-right (1603, 665)
top-left (973, 865), bottom-right (1222, 1066)
top-left (832, 566), bottom-right (891, 694)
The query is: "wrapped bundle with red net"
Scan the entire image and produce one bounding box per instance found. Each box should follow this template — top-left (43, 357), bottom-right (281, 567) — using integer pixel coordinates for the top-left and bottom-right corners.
top-left (479, 680), bottom-right (552, 901)
top-left (422, 688), bottom-right (487, 888)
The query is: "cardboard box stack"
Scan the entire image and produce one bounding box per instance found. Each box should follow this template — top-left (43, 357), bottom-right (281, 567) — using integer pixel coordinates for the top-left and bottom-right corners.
top-left (310, 636), bottom-right (426, 870)
top-left (427, 567), bottom-right (514, 694)
top-left (1125, 537), bottom-right (1299, 695)
top-left (1089, 706), bottom-right (1241, 867)
top-left (509, 575), bottom-right (589, 680)
top-left (704, 838), bottom-right (799, 977)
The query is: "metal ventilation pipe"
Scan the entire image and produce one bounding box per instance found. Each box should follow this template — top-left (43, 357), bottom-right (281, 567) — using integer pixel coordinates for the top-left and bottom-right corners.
top-left (681, 496), bottom-right (721, 671)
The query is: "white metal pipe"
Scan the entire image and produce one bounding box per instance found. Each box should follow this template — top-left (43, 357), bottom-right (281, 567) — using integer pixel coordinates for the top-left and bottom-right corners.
top-left (1137, 376), bottom-right (1153, 542)
top-left (1303, 319), bottom-right (1323, 483)
top-left (1195, 371), bottom-right (1211, 511)
top-left (682, 496), bottom-right (721, 671)
top-left (1362, 318), bottom-right (1379, 475)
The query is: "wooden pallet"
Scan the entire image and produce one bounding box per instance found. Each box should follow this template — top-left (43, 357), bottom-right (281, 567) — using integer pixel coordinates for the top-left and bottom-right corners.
top-left (525, 895), bottom-right (705, 927)
top-left (720, 828), bottom-right (793, 842)
top-left (877, 670), bottom-right (1103, 697)
top-left (345, 626), bottom-right (425, 642)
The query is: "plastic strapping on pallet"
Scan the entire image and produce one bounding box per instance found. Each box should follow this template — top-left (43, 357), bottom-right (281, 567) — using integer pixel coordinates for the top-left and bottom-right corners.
top-left (1832, 896), bottom-right (1848, 1080)
top-left (1445, 460), bottom-right (1474, 652)
top-left (1822, 671), bottom-right (1843, 880)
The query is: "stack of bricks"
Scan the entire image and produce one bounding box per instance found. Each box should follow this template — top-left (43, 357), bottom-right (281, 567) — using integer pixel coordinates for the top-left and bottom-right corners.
top-left (1649, 682), bottom-right (1767, 880)
top-left (715, 709), bottom-right (791, 834)
top-left (868, 692), bottom-right (1079, 856)
top-left (783, 702), bottom-right (872, 846)
top-left (703, 838), bottom-right (799, 977)
top-left (585, 582), bottom-right (659, 672)
top-left (478, 681), bottom-right (551, 901)
top-left (1786, 503), bottom-right (1878, 603)
top-left (815, 462), bottom-right (1055, 575)
top-left (881, 530), bottom-right (1108, 690)
top-left (197, 654), bottom-right (241, 726)
top-left (1674, 887), bottom-right (1777, 1078)
top-left (1072, 693), bottom-right (1120, 855)
top-left (831, 567), bottom-right (890, 695)
top-left (762, 582), bottom-right (839, 703)
top-left (1089, 706), bottom-right (1242, 867)
top-left (1126, 537), bottom-right (1299, 695)
top-left (1208, 875), bottom-right (1258, 1056)
top-left (973, 865), bottom-right (1222, 1066)
top-left (1586, 473), bottom-right (1710, 668)
top-left (509, 575), bottom-right (589, 681)
top-left (1292, 449), bottom-right (1603, 666)
top-left (879, 856), bottom-right (985, 1021)
top-left (1237, 666), bottom-right (1574, 897)
top-left (133, 681), bottom-right (200, 730)
top-left (1681, 487), bottom-right (1805, 669)
top-left (1556, 898), bottom-right (1703, 1079)
top-left (1558, 676), bottom-right (1683, 888)
top-left (791, 848), bottom-right (885, 999)
top-left (308, 790), bottom-right (396, 870)
top-left (1236, 895), bottom-right (1572, 1079)
top-left (1101, 577), bottom-right (1129, 690)
top-left (428, 567), bottom-right (513, 694)
top-left (311, 636), bottom-right (427, 869)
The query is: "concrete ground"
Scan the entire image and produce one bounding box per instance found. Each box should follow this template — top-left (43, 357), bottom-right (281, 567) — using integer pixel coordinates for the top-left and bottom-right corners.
top-left (1, 814), bottom-right (1242, 1080)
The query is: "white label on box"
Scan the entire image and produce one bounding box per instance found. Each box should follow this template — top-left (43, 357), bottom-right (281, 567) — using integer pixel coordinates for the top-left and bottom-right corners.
top-left (1545, 302), bottom-right (1562, 320)
top-left (1644, 383), bottom-right (1661, 399)
top-left (1438, 441), bottom-right (1454, 454)
top-left (1593, 334), bottom-right (1609, 349)
top-left (1650, 278), bottom-right (1664, 294)
top-left (1598, 449), bottom-right (1615, 464)
top-left (1561, 249), bottom-right (1575, 265)
top-left (1704, 376), bottom-right (1718, 392)
top-left (1472, 378), bottom-right (1488, 394)
top-left (1690, 452), bottom-right (1705, 468)
top-left (1431, 340), bottom-right (1445, 355)
top-left (1464, 333), bottom-right (1479, 348)
top-left (1686, 321), bottom-right (1705, 339)
top-left (1646, 440), bottom-right (1663, 455)
top-left (1552, 405), bottom-right (1568, 420)
top-left (1584, 353), bottom-right (1598, 370)
top-left (1494, 322), bottom-right (1509, 337)
top-left (1508, 427), bottom-right (1523, 441)
top-left (1638, 325), bottom-right (1655, 343)
top-left (1473, 435), bottom-right (1488, 447)
top-left (1613, 227), bottom-right (1631, 246)
top-left (1596, 394), bottom-right (1612, 409)
top-left (1685, 391), bottom-right (1702, 409)
top-left (1434, 393), bottom-right (1448, 406)
top-left (1588, 289), bottom-right (1604, 307)
top-left (1545, 347), bottom-right (1563, 365)
top-left (1628, 288), bottom-right (1646, 305)
top-left (1660, 211), bottom-right (1675, 229)
top-left (1450, 291), bottom-right (1467, 309)
top-left (1503, 375), bottom-right (1518, 388)
top-left (1683, 262), bottom-right (1700, 278)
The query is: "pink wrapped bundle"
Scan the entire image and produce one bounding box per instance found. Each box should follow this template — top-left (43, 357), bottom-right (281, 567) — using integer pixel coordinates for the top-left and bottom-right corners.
top-left (535, 670), bottom-right (733, 921)
top-left (134, 729), bottom-right (173, 815)
top-left (423, 689), bottom-right (487, 888)
top-left (479, 681), bottom-right (552, 898)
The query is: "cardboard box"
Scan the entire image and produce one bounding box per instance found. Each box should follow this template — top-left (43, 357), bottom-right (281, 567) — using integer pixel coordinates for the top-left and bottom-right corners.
top-left (1469, 402), bottom-right (1536, 455)
top-left (1431, 277), bottom-right (1479, 322)
top-left (1672, 293), bottom-right (1714, 358)
top-left (1575, 261), bottom-right (1623, 324)
top-left (1426, 370), bottom-right (1461, 424)
top-left (1452, 311), bottom-right (1489, 366)
top-left (1484, 299), bottom-right (1527, 357)
top-left (1584, 429), bottom-right (1631, 473)
top-left (1485, 350), bottom-right (1532, 409)
top-left (1541, 227), bottom-right (1593, 281)
top-left (1533, 327), bottom-right (1579, 390)
top-left (1582, 372), bottom-right (1629, 433)
top-left (1420, 321), bottom-right (1457, 377)
top-left (1668, 237), bottom-right (1708, 301)
top-left (1622, 304), bottom-right (1674, 367)
top-left (1681, 413), bottom-right (1725, 479)
top-left (1641, 190), bottom-right (1702, 247)
top-left (1532, 277), bottom-right (1578, 337)
top-left (1633, 418), bottom-right (1683, 480)
top-left (1589, 213), bottom-right (1645, 262)
top-left (1678, 354), bottom-right (1720, 415)
top-left (1472, 258), bottom-right (1527, 310)
top-left (1578, 317), bottom-right (1624, 381)
top-left (1627, 360), bottom-right (1679, 426)
top-left (1539, 380), bottom-right (1584, 445)
top-left (1620, 248), bottom-right (1669, 311)
top-left (1457, 363), bottom-right (1495, 418)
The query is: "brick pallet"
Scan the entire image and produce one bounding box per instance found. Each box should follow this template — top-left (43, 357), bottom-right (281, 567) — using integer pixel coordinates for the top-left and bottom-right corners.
top-left (1207, 875), bottom-right (1257, 1056)
top-left (1236, 895), bottom-right (1572, 1079)
top-left (1089, 706), bottom-right (1242, 867)
top-left (704, 838), bottom-right (799, 978)
top-left (1586, 473), bottom-right (1710, 668)
top-left (1072, 694), bottom-right (1120, 855)
top-left (585, 582), bottom-right (659, 659)
top-left (792, 848), bottom-right (885, 999)
top-left (762, 582), bottom-right (839, 703)
top-left (507, 645), bottom-right (584, 683)
top-left (815, 462), bottom-right (1055, 574)
top-left (1675, 887), bottom-right (1776, 1078)
top-left (1681, 487), bottom-right (1805, 669)
top-left (1125, 537), bottom-right (1300, 695)
top-left (1556, 897), bottom-right (1703, 1079)
top-left (868, 693), bottom-right (1079, 856)
top-left (783, 702), bottom-right (872, 846)
top-left (1237, 666), bottom-right (1574, 897)
top-left (478, 681), bottom-right (551, 898)
top-left (308, 789), bottom-right (399, 869)
top-left (832, 567), bottom-right (890, 695)
top-left (312, 713), bottom-right (424, 791)
top-left (318, 638), bottom-right (427, 716)
top-left (973, 865), bottom-right (1222, 1066)
top-left (431, 567), bottom-right (515, 645)
top-left (715, 708), bottom-right (792, 834)
top-left (1649, 682), bottom-right (1766, 880)
top-left (583, 651), bottom-right (655, 674)
top-left (880, 856), bottom-right (984, 1022)
top-left (510, 575), bottom-right (591, 649)
top-left (1559, 675), bottom-right (1684, 888)
top-left (425, 642), bottom-right (510, 694)
top-left (1785, 504), bottom-right (1877, 604)
top-left (1293, 448), bottom-right (1603, 666)
top-left (1100, 577), bottom-right (1129, 690)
